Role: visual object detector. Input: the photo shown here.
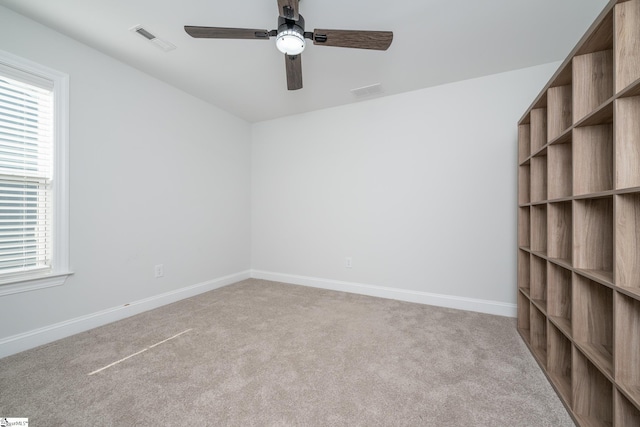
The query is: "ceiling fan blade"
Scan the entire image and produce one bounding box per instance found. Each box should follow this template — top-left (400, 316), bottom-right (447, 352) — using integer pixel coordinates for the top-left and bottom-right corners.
top-left (313, 29), bottom-right (393, 50)
top-left (184, 26), bottom-right (271, 40)
top-left (277, 0), bottom-right (299, 21)
top-left (284, 54), bottom-right (303, 90)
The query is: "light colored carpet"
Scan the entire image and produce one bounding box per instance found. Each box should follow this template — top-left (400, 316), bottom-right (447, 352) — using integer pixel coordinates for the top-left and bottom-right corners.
top-left (0, 279), bottom-right (574, 426)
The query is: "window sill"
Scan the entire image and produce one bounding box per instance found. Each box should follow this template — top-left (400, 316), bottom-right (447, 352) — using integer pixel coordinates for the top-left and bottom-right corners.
top-left (0, 271), bottom-right (74, 297)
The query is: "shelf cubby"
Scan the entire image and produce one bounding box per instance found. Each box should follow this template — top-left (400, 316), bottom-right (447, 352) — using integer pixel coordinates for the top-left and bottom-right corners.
top-left (550, 61), bottom-right (573, 88)
top-left (614, 0), bottom-right (640, 93)
top-left (573, 347), bottom-right (613, 427)
top-left (547, 263), bottom-right (572, 338)
top-left (530, 255), bottom-right (547, 311)
top-left (547, 201), bottom-right (572, 263)
top-left (518, 250), bottom-right (531, 295)
top-left (615, 193), bottom-right (640, 297)
top-left (531, 108), bottom-right (547, 154)
top-left (615, 389), bottom-right (640, 426)
top-left (547, 323), bottom-right (572, 404)
top-left (614, 96), bottom-right (640, 190)
top-left (518, 123), bottom-right (531, 164)
top-left (518, 164), bottom-right (530, 205)
top-left (573, 274), bottom-right (613, 378)
top-left (547, 140), bottom-right (572, 199)
top-left (614, 292), bottom-right (640, 407)
top-left (517, 291), bottom-right (531, 342)
top-left (573, 197), bottom-right (613, 283)
top-left (531, 153), bottom-right (548, 202)
top-left (547, 85), bottom-right (573, 141)
top-left (573, 49), bottom-right (614, 124)
top-left (518, 206), bottom-right (530, 248)
top-left (531, 204), bottom-right (547, 255)
top-left (575, 7), bottom-right (613, 58)
top-left (530, 305), bottom-right (547, 365)
top-left (573, 124), bottom-right (613, 196)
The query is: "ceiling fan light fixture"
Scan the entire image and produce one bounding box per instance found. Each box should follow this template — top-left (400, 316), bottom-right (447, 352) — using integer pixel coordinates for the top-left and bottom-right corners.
top-left (275, 15), bottom-right (306, 56)
top-left (276, 30), bottom-right (305, 55)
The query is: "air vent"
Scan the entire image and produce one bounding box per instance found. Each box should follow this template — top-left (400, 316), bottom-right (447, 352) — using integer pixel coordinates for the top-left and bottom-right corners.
top-left (350, 83), bottom-right (384, 98)
top-left (135, 27), bottom-right (155, 40)
top-left (130, 25), bottom-right (176, 52)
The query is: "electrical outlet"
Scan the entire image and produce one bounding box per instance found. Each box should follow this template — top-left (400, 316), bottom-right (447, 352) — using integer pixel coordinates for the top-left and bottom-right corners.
top-left (154, 264), bottom-right (164, 278)
top-left (345, 257), bottom-right (352, 268)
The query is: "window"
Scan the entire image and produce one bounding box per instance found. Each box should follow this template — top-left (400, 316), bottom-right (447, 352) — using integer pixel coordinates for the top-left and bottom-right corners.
top-left (0, 50), bottom-right (70, 296)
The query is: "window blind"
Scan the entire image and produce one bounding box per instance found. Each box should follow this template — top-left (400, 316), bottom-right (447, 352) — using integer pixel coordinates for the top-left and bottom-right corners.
top-left (0, 65), bottom-right (54, 278)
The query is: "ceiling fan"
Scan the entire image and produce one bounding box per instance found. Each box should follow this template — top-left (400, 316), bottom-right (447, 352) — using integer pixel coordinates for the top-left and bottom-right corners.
top-left (184, 0), bottom-right (393, 90)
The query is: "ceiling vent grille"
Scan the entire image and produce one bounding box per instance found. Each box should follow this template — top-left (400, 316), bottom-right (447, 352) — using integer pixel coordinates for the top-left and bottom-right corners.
top-left (130, 25), bottom-right (176, 52)
top-left (350, 83), bottom-right (384, 98)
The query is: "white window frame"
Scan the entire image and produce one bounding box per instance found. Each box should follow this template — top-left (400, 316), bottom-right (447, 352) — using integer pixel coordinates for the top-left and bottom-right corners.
top-left (0, 49), bottom-right (71, 296)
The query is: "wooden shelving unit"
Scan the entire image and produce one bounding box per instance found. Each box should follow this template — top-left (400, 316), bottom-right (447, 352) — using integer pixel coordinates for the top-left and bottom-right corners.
top-left (517, 1), bottom-right (640, 425)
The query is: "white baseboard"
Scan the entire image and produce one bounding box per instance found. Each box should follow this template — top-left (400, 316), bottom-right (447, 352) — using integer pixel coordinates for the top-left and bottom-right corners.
top-left (0, 270), bottom-right (250, 359)
top-left (251, 270), bottom-right (516, 318)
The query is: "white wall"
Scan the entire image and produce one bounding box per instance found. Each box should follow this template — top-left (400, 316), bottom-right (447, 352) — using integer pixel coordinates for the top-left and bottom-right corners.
top-left (252, 63), bottom-right (558, 314)
top-left (0, 3), bottom-right (561, 357)
top-left (0, 6), bottom-right (252, 353)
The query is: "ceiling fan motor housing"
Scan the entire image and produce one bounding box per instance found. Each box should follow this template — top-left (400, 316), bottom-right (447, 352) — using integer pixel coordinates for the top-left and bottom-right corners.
top-left (276, 15), bottom-right (306, 55)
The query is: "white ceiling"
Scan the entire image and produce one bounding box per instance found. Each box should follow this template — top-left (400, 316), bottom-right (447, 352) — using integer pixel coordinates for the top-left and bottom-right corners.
top-left (0, 0), bottom-right (609, 122)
